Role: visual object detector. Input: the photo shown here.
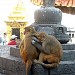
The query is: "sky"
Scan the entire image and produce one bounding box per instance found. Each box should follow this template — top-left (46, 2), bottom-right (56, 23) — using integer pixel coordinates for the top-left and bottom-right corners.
top-left (0, 0), bottom-right (75, 35)
top-left (0, 0), bottom-right (39, 35)
top-left (0, 0), bottom-right (18, 34)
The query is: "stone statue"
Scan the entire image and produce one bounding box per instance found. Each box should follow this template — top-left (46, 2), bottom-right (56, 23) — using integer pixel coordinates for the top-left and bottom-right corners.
top-left (32, 0), bottom-right (69, 44)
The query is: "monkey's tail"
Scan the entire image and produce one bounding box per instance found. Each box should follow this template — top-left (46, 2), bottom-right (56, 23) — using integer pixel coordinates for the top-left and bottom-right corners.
top-left (34, 60), bottom-right (59, 68)
top-left (40, 62), bottom-right (59, 68)
top-left (26, 59), bottom-right (33, 75)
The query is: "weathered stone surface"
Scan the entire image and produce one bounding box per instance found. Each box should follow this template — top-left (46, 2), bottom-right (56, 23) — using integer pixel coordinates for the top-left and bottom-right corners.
top-left (50, 61), bottom-right (75, 75)
top-left (31, 61), bottom-right (75, 75)
top-left (32, 63), bottom-right (48, 75)
top-left (10, 44), bottom-right (75, 58)
top-left (0, 55), bottom-right (26, 75)
top-left (10, 47), bottom-right (75, 61)
top-left (0, 69), bottom-right (25, 75)
top-left (10, 47), bottom-right (21, 58)
top-left (0, 45), bottom-right (75, 75)
top-left (62, 50), bottom-right (75, 61)
top-left (0, 55), bottom-right (75, 75)
top-left (0, 73), bottom-right (4, 75)
top-left (62, 44), bottom-right (75, 50)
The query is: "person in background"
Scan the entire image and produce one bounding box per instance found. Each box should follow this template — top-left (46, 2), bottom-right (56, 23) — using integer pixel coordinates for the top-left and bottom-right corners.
top-left (8, 35), bottom-right (17, 45)
top-left (0, 35), bottom-right (3, 45)
top-left (2, 33), bottom-right (9, 45)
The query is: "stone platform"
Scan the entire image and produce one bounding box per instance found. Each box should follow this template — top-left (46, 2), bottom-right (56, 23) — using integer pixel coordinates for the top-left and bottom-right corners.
top-left (0, 44), bottom-right (75, 75)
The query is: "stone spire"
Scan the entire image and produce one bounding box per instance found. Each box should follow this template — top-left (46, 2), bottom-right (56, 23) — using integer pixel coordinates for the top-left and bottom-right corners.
top-left (42, 0), bottom-right (55, 7)
top-left (5, 0), bottom-right (28, 39)
top-left (8, 0), bottom-right (26, 21)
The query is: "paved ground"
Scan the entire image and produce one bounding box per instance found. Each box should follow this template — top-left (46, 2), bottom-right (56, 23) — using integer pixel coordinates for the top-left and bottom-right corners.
top-left (0, 45), bottom-right (16, 75)
top-left (0, 45), bottom-right (16, 56)
top-left (0, 45), bottom-right (10, 75)
top-left (0, 73), bottom-right (5, 75)
top-left (0, 45), bottom-right (10, 56)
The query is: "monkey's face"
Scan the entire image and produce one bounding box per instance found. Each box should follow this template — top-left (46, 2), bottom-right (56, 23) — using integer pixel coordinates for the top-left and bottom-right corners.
top-left (34, 32), bottom-right (46, 42)
top-left (24, 26), bottom-right (36, 35)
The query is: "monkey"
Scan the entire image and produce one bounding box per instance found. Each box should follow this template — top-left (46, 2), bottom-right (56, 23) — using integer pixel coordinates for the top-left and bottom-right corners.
top-left (19, 26), bottom-right (40, 75)
top-left (19, 26), bottom-right (51, 75)
top-left (32, 32), bottom-right (63, 68)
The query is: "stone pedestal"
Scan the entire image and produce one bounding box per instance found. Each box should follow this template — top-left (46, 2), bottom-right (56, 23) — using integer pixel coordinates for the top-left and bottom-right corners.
top-left (0, 44), bottom-right (75, 75)
top-left (32, 61), bottom-right (75, 75)
top-left (32, 64), bottom-right (48, 75)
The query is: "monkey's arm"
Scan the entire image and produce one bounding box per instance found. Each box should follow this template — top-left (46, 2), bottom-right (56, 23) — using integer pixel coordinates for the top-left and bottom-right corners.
top-left (19, 39), bottom-right (24, 49)
top-left (31, 39), bottom-right (44, 52)
top-left (31, 38), bottom-right (50, 54)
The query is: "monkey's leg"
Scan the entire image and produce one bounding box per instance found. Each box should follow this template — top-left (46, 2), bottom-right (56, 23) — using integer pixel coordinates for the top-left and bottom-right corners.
top-left (34, 55), bottom-right (60, 68)
top-left (34, 53), bottom-right (45, 64)
top-left (19, 39), bottom-right (24, 49)
top-left (43, 55), bottom-right (60, 68)
top-left (26, 59), bottom-right (33, 75)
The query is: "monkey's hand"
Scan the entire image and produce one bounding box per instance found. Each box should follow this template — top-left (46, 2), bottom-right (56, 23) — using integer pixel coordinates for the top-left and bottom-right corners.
top-left (32, 37), bottom-right (50, 54)
top-left (34, 59), bottom-right (42, 64)
top-left (31, 39), bottom-right (43, 51)
top-left (31, 37), bottom-right (44, 52)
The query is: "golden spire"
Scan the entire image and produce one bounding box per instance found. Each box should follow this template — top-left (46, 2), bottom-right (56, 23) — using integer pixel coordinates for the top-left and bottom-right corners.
top-left (8, 0), bottom-right (26, 21)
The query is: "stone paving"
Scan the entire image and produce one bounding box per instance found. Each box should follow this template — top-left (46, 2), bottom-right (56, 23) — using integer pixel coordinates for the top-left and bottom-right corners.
top-left (0, 74), bottom-right (4, 75)
top-left (0, 45), bottom-right (16, 75)
top-left (0, 45), bottom-right (10, 56)
top-left (0, 45), bottom-right (16, 56)
top-left (0, 44), bottom-right (75, 75)
top-left (0, 45), bottom-right (9, 75)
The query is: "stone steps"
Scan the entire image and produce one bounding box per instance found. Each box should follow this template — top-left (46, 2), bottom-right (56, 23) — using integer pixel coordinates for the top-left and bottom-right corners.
top-left (10, 47), bottom-right (75, 61)
top-left (32, 61), bottom-right (75, 75)
top-left (0, 44), bottom-right (75, 75)
top-left (0, 73), bottom-right (5, 75)
top-left (62, 44), bottom-right (75, 50)
top-left (0, 55), bottom-right (25, 75)
top-left (10, 47), bottom-right (21, 58)
top-left (62, 50), bottom-right (75, 61)
top-left (0, 54), bottom-right (75, 75)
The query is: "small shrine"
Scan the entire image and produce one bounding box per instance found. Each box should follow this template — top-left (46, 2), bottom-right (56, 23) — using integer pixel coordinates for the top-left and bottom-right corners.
top-left (5, 0), bottom-right (28, 40)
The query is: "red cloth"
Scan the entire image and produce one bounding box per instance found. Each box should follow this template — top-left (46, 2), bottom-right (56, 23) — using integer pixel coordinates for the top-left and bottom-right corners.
top-left (8, 40), bottom-right (17, 45)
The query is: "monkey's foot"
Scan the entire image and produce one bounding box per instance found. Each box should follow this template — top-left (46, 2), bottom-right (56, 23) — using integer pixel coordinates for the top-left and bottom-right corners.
top-left (34, 59), bottom-right (42, 64)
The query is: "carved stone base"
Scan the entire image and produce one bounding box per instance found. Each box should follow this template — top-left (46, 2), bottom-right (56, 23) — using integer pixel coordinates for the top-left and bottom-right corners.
top-left (31, 61), bottom-right (75, 75)
top-left (31, 63), bottom-right (48, 75)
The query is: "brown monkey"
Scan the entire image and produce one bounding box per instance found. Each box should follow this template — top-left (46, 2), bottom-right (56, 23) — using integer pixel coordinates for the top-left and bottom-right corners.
top-left (32, 32), bottom-right (63, 68)
top-left (19, 26), bottom-right (40, 75)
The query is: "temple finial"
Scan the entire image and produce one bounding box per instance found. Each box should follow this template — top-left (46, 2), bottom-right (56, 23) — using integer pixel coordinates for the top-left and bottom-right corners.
top-left (42, 0), bottom-right (55, 7)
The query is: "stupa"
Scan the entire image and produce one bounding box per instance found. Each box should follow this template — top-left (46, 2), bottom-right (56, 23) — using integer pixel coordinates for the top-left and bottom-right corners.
top-left (31, 0), bottom-right (70, 44)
